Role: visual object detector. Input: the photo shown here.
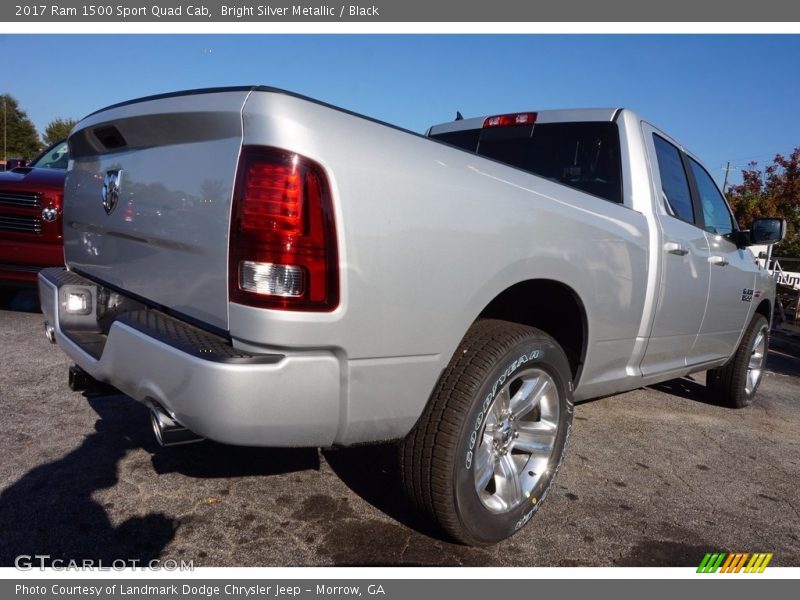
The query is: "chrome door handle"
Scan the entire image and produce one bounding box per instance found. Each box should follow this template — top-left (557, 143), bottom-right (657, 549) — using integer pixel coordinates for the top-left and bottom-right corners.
top-left (664, 242), bottom-right (689, 256)
top-left (709, 256), bottom-right (729, 267)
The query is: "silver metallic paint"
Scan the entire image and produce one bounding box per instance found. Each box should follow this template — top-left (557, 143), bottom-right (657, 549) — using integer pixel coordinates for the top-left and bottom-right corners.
top-left (44, 90), bottom-right (775, 446)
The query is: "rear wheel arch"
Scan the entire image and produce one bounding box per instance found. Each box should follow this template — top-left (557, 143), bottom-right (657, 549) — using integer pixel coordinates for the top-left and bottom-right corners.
top-left (477, 279), bottom-right (588, 386)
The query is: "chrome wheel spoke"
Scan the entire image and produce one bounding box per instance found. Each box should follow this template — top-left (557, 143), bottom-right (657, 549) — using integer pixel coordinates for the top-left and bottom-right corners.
top-left (509, 375), bottom-right (551, 419)
top-left (746, 368), bottom-right (761, 394)
top-left (519, 453), bottom-right (550, 489)
top-left (513, 421), bottom-right (557, 455)
top-left (752, 331), bottom-right (765, 353)
top-left (482, 409), bottom-right (499, 434)
top-left (495, 386), bottom-right (511, 414)
top-left (496, 454), bottom-right (522, 509)
top-left (473, 443), bottom-right (497, 491)
top-left (482, 406), bottom-right (500, 446)
top-left (745, 325), bottom-right (768, 395)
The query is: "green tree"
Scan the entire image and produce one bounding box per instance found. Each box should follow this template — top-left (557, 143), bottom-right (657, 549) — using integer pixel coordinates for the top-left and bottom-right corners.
top-left (1, 94), bottom-right (40, 160)
top-left (42, 117), bottom-right (78, 146)
top-left (726, 147), bottom-right (800, 258)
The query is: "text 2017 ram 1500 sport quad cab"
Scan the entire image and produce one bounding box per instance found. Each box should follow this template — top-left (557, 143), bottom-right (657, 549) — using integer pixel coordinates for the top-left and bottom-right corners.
top-left (38, 87), bottom-right (785, 545)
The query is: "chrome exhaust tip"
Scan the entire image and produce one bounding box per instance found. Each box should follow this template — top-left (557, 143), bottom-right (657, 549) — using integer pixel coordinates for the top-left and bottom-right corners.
top-left (150, 403), bottom-right (204, 447)
top-left (44, 321), bottom-right (56, 344)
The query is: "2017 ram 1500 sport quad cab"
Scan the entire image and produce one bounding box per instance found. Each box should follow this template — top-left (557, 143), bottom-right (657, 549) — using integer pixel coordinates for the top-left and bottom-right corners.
top-left (38, 87), bottom-right (785, 545)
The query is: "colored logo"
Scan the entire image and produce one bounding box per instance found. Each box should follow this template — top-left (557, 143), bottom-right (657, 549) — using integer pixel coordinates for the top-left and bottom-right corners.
top-left (697, 552), bottom-right (773, 573)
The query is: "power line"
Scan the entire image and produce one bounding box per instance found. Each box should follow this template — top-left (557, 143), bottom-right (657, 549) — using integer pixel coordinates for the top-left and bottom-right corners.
top-left (720, 148), bottom-right (797, 165)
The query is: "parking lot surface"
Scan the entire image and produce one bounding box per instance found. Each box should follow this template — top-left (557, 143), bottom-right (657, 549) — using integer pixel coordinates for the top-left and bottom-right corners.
top-left (1, 289), bottom-right (799, 567)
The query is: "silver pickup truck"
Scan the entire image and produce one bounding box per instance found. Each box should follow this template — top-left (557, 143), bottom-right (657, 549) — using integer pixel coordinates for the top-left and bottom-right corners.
top-left (38, 87), bottom-right (785, 545)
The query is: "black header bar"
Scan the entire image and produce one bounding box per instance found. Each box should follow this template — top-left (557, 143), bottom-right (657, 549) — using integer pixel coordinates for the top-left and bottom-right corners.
top-left (2, 0), bottom-right (799, 22)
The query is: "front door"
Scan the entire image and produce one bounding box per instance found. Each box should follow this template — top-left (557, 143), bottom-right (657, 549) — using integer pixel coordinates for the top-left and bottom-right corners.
top-left (684, 157), bottom-right (756, 364)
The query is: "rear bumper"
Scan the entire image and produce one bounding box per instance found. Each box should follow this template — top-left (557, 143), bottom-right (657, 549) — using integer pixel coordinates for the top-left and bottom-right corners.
top-left (38, 268), bottom-right (342, 447)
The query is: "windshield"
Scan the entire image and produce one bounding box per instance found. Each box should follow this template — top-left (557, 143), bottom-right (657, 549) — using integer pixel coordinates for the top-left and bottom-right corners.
top-left (29, 140), bottom-right (69, 169)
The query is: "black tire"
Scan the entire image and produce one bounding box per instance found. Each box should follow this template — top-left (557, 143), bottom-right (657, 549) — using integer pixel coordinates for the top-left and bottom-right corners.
top-left (400, 319), bottom-right (574, 545)
top-left (706, 313), bottom-right (770, 408)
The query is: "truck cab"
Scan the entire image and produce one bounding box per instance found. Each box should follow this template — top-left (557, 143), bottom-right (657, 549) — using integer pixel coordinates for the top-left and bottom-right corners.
top-left (428, 109), bottom-right (777, 390)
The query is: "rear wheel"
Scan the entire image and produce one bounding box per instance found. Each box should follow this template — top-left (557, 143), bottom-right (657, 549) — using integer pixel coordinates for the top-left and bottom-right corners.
top-left (401, 319), bottom-right (574, 545)
top-left (706, 313), bottom-right (769, 408)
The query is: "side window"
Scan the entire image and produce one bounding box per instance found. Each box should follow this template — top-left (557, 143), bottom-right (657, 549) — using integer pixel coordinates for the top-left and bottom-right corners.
top-left (688, 158), bottom-right (736, 237)
top-left (652, 134), bottom-right (695, 224)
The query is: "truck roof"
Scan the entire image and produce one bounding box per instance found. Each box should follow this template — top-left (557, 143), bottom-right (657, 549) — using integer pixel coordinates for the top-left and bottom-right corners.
top-left (427, 108), bottom-right (623, 136)
top-left (82, 88), bottom-right (624, 149)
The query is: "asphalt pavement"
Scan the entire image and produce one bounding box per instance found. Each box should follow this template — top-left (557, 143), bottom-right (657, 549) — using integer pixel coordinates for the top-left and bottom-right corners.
top-left (1, 288), bottom-right (798, 567)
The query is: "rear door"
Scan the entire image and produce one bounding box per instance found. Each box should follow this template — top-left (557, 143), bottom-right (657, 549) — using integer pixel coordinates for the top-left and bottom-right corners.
top-left (639, 126), bottom-right (711, 376)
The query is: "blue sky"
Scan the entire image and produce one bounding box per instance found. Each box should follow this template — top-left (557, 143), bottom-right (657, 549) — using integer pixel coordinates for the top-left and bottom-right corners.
top-left (2, 34), bottom-right (799, 185)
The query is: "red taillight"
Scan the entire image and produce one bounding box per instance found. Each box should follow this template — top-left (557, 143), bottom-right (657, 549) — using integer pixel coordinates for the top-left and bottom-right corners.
top-left (241, 161), bottom-right (303, 233)
top-left (229, 146), bottom-right (338, 311)
top-left (482, 112), bottom-right (537, 128)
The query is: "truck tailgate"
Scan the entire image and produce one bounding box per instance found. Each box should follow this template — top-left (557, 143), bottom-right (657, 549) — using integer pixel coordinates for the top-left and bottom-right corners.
top-left (63, 89), bottom-right (252, 331)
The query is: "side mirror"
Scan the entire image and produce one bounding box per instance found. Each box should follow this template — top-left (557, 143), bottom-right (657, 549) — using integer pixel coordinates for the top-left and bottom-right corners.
top-left (749, 217), bottom-right (787, 245)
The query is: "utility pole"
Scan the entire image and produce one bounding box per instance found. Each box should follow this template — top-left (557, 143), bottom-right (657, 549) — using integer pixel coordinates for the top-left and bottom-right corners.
top-left (722, 161), bottom-right (733, 194)
top-left (3, 95), bottom-right (6, 165)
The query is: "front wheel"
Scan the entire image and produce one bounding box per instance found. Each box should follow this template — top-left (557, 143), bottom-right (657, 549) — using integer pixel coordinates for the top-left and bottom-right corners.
top-left (400, 319), bottom-right (574, 545)
top-left (706, 313), bottom-right (770, 408)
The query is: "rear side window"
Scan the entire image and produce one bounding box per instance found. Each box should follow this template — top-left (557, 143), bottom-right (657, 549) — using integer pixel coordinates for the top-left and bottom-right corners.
top-left (431, 122), bottom-right (623, 204)
top-left (652, 135), bottom-right (695, 224)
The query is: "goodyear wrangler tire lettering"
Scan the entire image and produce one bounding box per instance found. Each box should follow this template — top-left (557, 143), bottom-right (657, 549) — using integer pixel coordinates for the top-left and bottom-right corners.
top-left (400, 319), bottom-right (574, 545)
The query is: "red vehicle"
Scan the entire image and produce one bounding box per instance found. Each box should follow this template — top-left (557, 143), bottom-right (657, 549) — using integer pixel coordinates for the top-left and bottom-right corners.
top-left (0, 140), bottom-right (67, 294)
